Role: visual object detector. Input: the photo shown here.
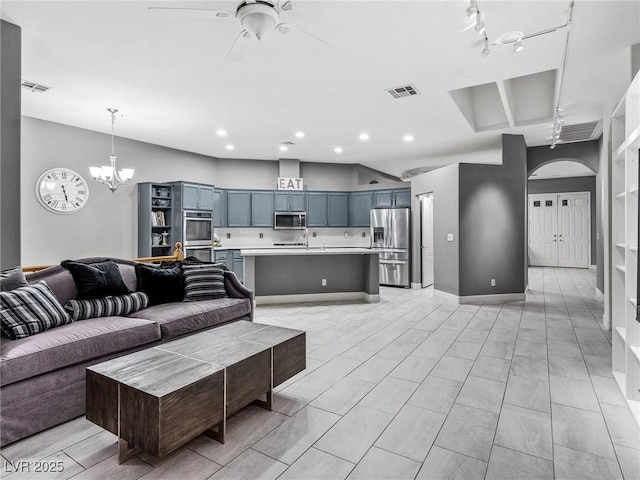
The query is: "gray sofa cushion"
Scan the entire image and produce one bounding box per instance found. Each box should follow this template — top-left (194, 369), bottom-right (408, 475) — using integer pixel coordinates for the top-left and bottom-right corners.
top-left (130, 297), bottom-right (252, 339)
top-left (0, 316), bottom-right (160, 386)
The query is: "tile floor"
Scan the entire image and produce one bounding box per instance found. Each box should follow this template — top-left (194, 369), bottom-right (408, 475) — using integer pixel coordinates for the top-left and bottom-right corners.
top-left (2, 267), bottom-right (640, 480)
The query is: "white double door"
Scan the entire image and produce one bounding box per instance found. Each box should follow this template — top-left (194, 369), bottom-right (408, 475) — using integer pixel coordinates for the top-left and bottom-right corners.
top-left (528, 192), bottom-right (590, 268)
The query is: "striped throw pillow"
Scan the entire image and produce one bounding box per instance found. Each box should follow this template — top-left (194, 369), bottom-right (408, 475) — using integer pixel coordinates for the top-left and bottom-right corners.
top-left (64, 292), bottom-right (149, 321)
top-left (182, 264), bottom-right (226, 302)
top-left (0, 281), bottom-right (72, 339)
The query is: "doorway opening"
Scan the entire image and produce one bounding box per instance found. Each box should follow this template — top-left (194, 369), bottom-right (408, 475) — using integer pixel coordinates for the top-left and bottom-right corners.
top-left (420, 194), bottom-right (434, 287)
top-left (528, 192), bottom-right (590, 268)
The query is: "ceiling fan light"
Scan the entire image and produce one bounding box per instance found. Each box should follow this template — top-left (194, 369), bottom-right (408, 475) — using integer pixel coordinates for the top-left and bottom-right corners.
top-left (513, 40), bottom-right (524, 53)
top-left (238, 4), bottom-right (279, 40)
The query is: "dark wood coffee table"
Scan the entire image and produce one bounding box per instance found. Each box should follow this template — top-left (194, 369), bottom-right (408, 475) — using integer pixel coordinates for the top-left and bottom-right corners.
top-left (86, 321), bottom-right (305, 464)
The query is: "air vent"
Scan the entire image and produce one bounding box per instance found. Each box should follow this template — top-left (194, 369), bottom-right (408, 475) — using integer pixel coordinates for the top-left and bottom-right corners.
top-left (400, 167), bottom-right (431, 180)
top-left (281, 141), bottom-right (296, 146)
top-left (386, 84), bottom-right (419, 99)
top-left (21, 80), bottom-right (52, 93)
top-left (557, 120), bottom-right (601, 144)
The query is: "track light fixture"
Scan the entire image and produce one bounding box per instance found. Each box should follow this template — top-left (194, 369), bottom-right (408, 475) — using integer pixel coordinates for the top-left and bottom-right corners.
top-left (474, 15), bottom-right (485, 35)
top-left (466, 1), bottom-right (478, 19)
top-left (513, 40), bottom-right (524, 53)
top-left (481, 36), bottom-right (491, 57)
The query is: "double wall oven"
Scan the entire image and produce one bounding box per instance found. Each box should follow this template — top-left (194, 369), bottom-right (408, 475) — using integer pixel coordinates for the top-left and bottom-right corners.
top-left (183, 211), bottom-right (214, 262)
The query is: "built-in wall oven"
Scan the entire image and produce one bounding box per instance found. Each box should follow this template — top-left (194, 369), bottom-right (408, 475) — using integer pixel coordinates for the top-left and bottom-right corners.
top-left (183, 211), bottom-right (213, 245)
top-left (183, 211), bottom-right (214, 262)
top-left (183, 245), bottom-right (214, 263)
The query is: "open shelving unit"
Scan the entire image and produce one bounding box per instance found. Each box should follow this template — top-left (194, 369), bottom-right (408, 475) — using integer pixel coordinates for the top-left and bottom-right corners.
top-left (611, 70), bottom-right (640, 427)
top-left (137, 182), bottom-right (174, 258)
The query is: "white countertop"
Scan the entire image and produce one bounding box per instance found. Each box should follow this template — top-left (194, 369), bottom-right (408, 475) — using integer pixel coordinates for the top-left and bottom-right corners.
top-left (240, 247), bottom-right (377, 256)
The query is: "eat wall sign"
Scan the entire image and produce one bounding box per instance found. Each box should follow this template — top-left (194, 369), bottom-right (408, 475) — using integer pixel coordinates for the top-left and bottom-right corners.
top-left (277, 177), bottom-right (304, 190)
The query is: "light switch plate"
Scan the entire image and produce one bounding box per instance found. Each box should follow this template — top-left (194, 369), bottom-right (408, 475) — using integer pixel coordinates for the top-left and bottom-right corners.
top-left (447, 233), bottom-right (454, 242)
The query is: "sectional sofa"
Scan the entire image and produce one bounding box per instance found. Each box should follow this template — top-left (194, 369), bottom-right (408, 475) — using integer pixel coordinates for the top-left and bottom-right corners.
top-left (0, 258), bottom-right (253, 446)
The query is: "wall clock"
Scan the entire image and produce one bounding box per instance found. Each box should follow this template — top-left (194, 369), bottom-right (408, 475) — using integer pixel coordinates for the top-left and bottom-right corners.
top-left (36, 168), bottom-right (89, 214)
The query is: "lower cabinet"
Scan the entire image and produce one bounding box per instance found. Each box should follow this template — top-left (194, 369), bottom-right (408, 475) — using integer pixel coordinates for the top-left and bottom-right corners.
top-left (214, 249), bottom-right (244, 283)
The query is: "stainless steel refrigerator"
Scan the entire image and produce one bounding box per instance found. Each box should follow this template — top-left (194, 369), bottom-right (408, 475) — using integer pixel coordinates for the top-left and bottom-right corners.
top-left (370, 207), bottom-right (411, 287)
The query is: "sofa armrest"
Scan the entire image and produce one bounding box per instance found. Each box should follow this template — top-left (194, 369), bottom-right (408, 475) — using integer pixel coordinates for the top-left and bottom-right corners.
top-left (224, 271), bottom-right (254, 301)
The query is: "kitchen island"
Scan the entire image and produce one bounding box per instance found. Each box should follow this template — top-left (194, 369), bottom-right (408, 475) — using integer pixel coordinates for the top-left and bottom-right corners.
top-left (241, 248), bottom-right (379, 305)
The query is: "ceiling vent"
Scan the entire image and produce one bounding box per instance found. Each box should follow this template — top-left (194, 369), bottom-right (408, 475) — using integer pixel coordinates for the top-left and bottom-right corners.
top-left (400, 167), bottom-right (431, 180)
top-left (21, 80), bottom-right (52, 93)
top-left (386, 84), bottom-right (419, 99)
top-left (557, 120), bottom-right (601, 144)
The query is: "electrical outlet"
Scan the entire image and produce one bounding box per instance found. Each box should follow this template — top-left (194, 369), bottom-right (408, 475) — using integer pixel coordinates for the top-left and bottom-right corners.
top-left (491, 278), bottom-right (496, 287)
top-left (313, 232), bottom-right (317, 238)
top-left (344, 232), bottom-right (349, 238)
top-left (226, 233), bottom-right (231, 239)
top-left (447, 233), bottom-right (454, 242)
top-left (322, 278), bottom-right (327, 286)
top-left (259, 233), bottom-right (263, 239)
top-left (362, 232), bottom-right (366, 238)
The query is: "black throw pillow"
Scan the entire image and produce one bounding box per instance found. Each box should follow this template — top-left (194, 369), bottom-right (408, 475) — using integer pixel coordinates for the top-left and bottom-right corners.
top-left (135, 263), bottom-right (184, 306)
top-left (61, 260), bottom-right (131, 300)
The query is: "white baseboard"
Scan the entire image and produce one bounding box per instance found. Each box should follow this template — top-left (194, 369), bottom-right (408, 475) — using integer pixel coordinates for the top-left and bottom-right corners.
top-left (589, 264), bottom-right (597, 271)
top-left (596, 286), bottom-right (604, 298)
top-left (434, 289), bottom-right (526, 305)
top-left (411, 282), bottom-right (422, 290)
top-left (255, 291), bottom-right (378, 305)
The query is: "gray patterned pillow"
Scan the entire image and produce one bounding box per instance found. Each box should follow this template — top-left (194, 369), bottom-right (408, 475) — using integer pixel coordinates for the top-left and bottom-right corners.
top-left (182, 264), bottom-right (226, 301)
top-left (64, 292), bottom-right (149, 321)
top-left (0, 281), bottom-right (72, 339)
top-left (0, 267), bottom-right (29, 292)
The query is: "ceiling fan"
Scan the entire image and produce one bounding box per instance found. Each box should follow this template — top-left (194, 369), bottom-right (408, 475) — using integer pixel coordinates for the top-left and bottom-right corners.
top-left (148, 0), bottom-right (330, 62)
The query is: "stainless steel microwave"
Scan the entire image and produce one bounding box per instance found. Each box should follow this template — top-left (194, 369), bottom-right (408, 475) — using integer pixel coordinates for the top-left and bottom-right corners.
top-left (274, 212), bottom-right (306, 229)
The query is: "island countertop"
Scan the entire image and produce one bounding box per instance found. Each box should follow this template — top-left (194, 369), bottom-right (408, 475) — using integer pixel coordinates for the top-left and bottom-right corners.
top-left (240, 247), bottom-right (376, 256)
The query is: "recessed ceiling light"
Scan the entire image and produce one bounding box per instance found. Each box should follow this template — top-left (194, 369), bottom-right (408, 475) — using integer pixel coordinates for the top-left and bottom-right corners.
top-left (334, 147), bottom-right (343, 153)
top-left (225, 144), bottom-right (235, 150)
top-left (216, 129), bottom-right (227, 137)
top-left (359, 133), bottom-right (370, 141)
top-left (295, 131), bottom-right (305, 138)
top-left (279, 145), bottom-right (288, 152)
top-left (403, 135), bottom-right (414, 142)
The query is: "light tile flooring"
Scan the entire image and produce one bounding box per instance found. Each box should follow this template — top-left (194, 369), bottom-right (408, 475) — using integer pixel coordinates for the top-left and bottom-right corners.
top-left (2, 267), bottom-right (640, 480)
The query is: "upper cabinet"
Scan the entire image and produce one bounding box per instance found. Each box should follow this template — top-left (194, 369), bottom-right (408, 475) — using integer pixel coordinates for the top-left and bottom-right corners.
top-left (350, 192), bottom-right (373, 227)
top-left (274, 192), bottom-right (306, 212)
top-left (393, 189), bottom-right (412, 207)
top-left (251, 191), bottom-right (274, 227)
top-left (226, 190), bottom-right (252, 227)
top-left (182, 183), bottom-right (214, 210)
top-left (213, 190), bottom-right (226, 227)
top-left (306, 192), bottom-right (328, 227)
top-left (328, 193), bottom-right (349, 227)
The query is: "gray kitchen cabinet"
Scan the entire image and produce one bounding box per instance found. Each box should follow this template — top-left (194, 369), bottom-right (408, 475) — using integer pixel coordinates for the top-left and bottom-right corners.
top-left (213, 189), bottom-right (226, 227)
top-left (373, 190), bottom-right (393, 208)
top-left (393, 189), bottom-right (411, 207)
top-left (251, 191), bottom-right (274, 227)
top-left (350, 191), bottom-right (373, 227)
top-left (328, 192), bottom-right (349, 227)
top-left (226, 191), bottom-right (252, 227)
top-left (275, 192), bottom-right (306, 211)
top-left (232, 250), bottom-right (244, 283)
top-left (306, 192), bottom-right (328, 227)
top-left (214, 249), bottom-right (230, 269)
top-left (182, 183), bottom-right (214, 210)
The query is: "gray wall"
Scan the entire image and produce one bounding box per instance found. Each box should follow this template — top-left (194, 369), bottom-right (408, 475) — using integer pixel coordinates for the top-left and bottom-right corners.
top-left (1, 21), bottom-right (22, 269)
top-left (528, 176), bottom-right (597, 266)
top-left (458, 135), bottom-right (528, 297)
top-left (527, 140), bottom-right (600, 177)
top-left (410, 164), bottom-right (460, 295)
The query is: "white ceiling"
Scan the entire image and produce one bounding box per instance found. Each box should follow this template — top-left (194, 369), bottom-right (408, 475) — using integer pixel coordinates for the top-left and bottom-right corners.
top-left (529, 160), bottom-right (595, 179)
top-left (2, 0), bottom-right (639, 178)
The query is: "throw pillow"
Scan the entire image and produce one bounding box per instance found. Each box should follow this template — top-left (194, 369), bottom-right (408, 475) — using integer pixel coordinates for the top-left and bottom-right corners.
top-left (61, 260), bottom-right (131, 300)
top-left (0, 281), bottom-right (72, 339)
top-left (64, 292), bottom-right (149, 321)
top-left (182, 264), bottom-right (227, 302)
top-left (135, 263), bottom-right (184, 306)
top-left (0, 267), bottom-right (29, 292)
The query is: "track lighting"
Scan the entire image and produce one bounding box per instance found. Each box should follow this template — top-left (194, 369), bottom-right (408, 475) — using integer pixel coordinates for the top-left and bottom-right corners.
top-left (481, 36), bottom-right (490, 56)
top-left (474, 16), bottom-right (485, 35)
top-left (466, 1), bottom-right (478, 19)
top-left (513, 40), bottom-right (524, 53)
